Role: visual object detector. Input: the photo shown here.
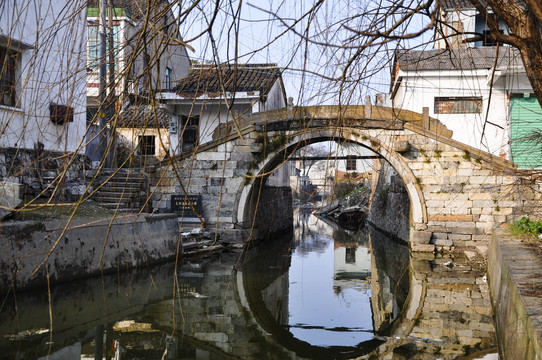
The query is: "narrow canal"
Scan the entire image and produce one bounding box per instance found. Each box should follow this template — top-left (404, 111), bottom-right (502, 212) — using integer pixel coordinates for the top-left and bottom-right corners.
top-left (0, 209), bottom-right (498, 359)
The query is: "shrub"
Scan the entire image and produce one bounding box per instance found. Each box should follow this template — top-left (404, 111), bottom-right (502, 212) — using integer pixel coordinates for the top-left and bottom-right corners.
top-left (511, 217), bottom-right (542, 236)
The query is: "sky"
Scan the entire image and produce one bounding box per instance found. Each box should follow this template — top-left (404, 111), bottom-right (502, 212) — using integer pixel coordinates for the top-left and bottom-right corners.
top-left (176, 0), bottom-right (434, 106)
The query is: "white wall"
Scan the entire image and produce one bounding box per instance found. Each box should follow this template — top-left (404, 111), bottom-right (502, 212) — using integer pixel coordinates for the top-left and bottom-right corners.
top-left (263, 79), bottom-right (286, 111)
top-left (0, 1), bottom-right (87, 153)
top-left (266, 163), bottom-right (291, 187)
top-left (171, 101), bottom-right (253, 152)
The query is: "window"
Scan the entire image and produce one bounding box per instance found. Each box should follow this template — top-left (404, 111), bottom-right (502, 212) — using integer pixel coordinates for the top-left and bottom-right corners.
top-left (165, 67), bottom-right (171, 90)
top-left (434, 97), bottom-right (482, 114)
top-left (88, 24), bottom-right (119, 70)
top-left (482, 29), bottom-right (504, 46)
top-left (346, 156), bottom-right (357, 171)
top-left (0, 46), bottom-right (19, 107)
top-left (88, 25), bottom-right (99, 69)
top-left (181, 115), bottom-right (199, 151)
top-left (345, 247), bottom-right (356, 264)
top-left (139, 135), bottom-right (155, 155)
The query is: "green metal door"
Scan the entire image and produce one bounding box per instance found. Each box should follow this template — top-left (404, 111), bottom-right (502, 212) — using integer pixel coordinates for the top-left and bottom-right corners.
top-left (510, 95), bottom-right (542, 169)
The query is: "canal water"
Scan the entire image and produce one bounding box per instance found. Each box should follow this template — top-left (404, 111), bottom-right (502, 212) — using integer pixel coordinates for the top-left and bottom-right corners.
top-left (0, 209), bottom-right (498, 359)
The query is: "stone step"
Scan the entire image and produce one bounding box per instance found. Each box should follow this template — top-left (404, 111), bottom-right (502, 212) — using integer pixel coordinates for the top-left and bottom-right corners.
top-left (99, 202), bottom-right (141, 210)
top-left (91, 168), bottom-right (148, 211)
top-left (94, 187), bottom-right (142, 194)
top-left (98, 178), bottom-right (146, 185)
top-left (92, 196), bottom-right (139, 204)
top-left (101, 171), bottom-right (145, 178)
top-left (98, 184), bottom-right (144, 191)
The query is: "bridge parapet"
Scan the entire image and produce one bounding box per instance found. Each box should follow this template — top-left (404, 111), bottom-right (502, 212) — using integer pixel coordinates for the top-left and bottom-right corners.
top-left (231, 105), bottom-right (453, 138)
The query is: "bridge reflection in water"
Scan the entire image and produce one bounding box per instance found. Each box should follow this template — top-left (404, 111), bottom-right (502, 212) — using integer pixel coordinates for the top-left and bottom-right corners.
top-left (0, 210), bottom-right (496, 359)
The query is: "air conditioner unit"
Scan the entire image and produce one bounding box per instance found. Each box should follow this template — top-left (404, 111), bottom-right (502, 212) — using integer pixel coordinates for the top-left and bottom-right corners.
top-left (50, 103), bottom-right (74, 125)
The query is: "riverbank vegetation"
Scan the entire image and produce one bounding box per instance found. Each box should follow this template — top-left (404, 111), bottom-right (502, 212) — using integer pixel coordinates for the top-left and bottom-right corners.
top-left (509, 217), bottom-right (542, 257)
top-left (510, 217), bottom-right (542, 238)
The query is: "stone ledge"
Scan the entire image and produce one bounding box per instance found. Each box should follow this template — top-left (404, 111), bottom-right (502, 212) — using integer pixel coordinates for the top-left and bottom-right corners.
top-left (488, 226), bottom-right (542, 360)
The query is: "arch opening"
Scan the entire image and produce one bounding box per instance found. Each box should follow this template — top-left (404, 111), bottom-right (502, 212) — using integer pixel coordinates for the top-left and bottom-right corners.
top-left (234, 128), bottom-right (426, 240)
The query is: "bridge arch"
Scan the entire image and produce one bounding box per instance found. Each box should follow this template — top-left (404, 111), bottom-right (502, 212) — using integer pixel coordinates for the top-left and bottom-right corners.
top-left (233, 127), bottom-right (427, 235)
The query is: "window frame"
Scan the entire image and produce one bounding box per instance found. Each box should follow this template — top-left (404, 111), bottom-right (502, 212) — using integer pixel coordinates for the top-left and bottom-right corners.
top-left (138, 135), bottom-right (156, 156)
top-left (346, 156), bottom-right (357, 171)
top-left (181, 115), bottom-right (199, 151)
top-left (482, 29), bottom-right (504, 47)
top-left (0, 46), bottom-right (19, 107)
top-left (87, 23), bottom-right (120, 71)
top-left (434, 96), bottom-right (483, 114)
top-left (165, 67), bottom-right (172, 90)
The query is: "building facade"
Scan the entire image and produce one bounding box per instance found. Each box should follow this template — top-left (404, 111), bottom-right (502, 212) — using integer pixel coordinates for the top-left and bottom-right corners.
top-left (0, 1), bottom-right (87, 153)
top-left (86, 0), bottom-right (190, 163)
top-left (159, 63), bottom-right (289, 185)
top-left (391, 0), bottom-right (542, 168)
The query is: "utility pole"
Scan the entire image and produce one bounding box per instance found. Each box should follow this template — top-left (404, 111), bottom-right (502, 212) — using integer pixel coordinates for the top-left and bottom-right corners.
top-left (106, 0), bottom-right (115, 168)
top-left (98, 0), bottom-right (107, 163)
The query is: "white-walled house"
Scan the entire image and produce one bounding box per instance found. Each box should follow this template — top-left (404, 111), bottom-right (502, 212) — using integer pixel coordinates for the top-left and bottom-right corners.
top-left (0, 1), bottom-right (88, 203)
top-left (291, 143), bottom-right (374, 202)
top-left (86, 0), bottom-right (190, 162)
top-left (0, 1), bottom-right (87, 153)
top-left (391, 47), bottom-right (529, 156)
top-left (391, 0), bottom-right (542, 168)
top-left (160, 63), bottom-right (287, 151)
top-left (159, 63), bottom-right (290, 186)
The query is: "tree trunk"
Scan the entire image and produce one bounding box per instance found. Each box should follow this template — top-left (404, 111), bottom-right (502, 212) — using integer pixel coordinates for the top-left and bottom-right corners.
top-left (475, 0), bottom-right (542, 106)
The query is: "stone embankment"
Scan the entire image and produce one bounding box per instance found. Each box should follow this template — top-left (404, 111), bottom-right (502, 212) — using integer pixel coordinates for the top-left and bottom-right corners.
top-left (0, 212), bottom-right (247, 292)
top-left (488, 226), bottom-right (542, 359)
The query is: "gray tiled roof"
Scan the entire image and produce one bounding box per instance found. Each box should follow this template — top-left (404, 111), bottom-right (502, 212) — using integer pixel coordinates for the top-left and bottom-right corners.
top-left (118, 105), bottom-right (170, 128)
top-left (174, 63), bottom-right (282, 97)
top-left (396, 46), bottom-right (523, 72)
top-left (441, 0), bottom-right (476, 10)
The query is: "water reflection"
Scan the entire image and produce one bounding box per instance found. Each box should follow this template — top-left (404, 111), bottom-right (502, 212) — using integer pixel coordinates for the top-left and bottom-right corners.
top-left (289, 210), bottom-right (375, 347)
top-left (0, 209), bottom-right (497, 359)
top-left (241, 209), bottom-right (410, 358)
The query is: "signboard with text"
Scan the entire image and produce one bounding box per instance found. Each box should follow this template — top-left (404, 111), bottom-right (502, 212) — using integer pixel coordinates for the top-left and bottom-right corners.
top-left (171, 195), bottom-right (202, 217)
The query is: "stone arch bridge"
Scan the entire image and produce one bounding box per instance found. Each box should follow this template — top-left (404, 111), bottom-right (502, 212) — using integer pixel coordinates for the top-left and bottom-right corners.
top-left (153, 105), bottom-right (541, 251)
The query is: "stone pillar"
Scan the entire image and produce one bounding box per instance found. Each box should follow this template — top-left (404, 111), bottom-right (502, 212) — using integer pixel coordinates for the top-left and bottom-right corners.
top-left (422, 107), bottom-right (430, 129)
top-left (365, 95), bottom-right (372, 118)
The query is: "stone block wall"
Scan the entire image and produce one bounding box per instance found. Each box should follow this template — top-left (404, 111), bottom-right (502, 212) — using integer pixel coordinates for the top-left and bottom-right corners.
top-left (248, 185), bottom-right (293, 239)
top-left (152, 130), bottom-right (294, 238)
top-left (151, 119), bottom-right (542, 250)
top-left (368, 160), bottom-right (410, 242)
top-left (152, 134), bottom-right (256, 227)
top-left (390, 125), bottom-right (542, 252)
top-left (488, 228), bottom-right (542, 360)
top-left (0, 147), bottom-right (91, 202)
